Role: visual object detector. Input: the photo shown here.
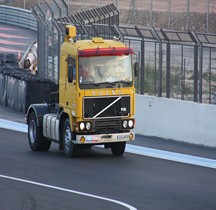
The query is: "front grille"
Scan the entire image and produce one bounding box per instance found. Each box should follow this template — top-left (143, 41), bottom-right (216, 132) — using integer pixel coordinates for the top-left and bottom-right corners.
top-left (94, 118), bottom-right (121, 133)
top-left (83, 95), bottom-right (130, 119)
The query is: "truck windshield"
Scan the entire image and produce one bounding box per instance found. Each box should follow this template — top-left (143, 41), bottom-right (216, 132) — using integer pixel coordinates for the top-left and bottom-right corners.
top-left (78, 55), bottom-right (133, 89)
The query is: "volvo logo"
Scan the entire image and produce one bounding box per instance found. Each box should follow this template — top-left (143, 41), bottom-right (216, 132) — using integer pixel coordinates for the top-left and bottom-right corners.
top-left (92, 90), bottom-right (122, 96)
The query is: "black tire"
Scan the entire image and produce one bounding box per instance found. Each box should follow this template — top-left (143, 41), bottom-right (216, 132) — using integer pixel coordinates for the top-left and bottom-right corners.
top-left (111, 142), bottom-right (126, 156)
top-left (62, 118), bottom-right (77, 157)
top-left (28, 112), bottom-right (51, 151)
top-left (41, 137), bottom-right (51, 152)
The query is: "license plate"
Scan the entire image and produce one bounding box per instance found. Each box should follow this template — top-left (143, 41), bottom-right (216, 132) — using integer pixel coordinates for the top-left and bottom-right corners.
top-left (117, 135), bottom-right (129, 140)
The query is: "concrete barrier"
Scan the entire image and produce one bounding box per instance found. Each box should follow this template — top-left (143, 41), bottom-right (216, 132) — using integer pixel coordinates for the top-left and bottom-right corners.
top-left (135, 94), bottom-right (216, 147)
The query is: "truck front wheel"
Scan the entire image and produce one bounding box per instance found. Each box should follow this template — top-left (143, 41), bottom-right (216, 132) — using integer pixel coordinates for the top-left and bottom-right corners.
top-left (63, 119), bottom-right (77, 157)
top-left (28, 112), bottom-right (51, 151)
top-left (111, 142), bottom-right (126, 156)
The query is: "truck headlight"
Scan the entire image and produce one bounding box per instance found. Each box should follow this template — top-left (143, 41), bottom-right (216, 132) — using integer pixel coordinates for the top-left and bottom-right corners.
top-left (86, 122), bottom-right (91, 130)
top-left (123, 120), bottom-right (128, 128)
top-left (128, 120), bottom-right (133, 128)
top-left (80, 122), bottom-right (85, 131)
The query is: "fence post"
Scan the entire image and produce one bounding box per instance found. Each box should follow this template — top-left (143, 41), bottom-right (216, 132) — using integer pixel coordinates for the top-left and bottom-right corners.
top-left (166, 42), bottom-right (171, 98)
top-left (194, 45), bottom-right (198, 102)
top-left (168, 0), bottom-right (171, 29)
top-left (206, 0), bottom-right (209, 32)
top-left (181, 45), bottom-right (184, 100)
top-left (152, 27), bottom-right (163, 97)
top-left (192, 31), bottom-right (204, 103)
top-left (150, 0), bottom-right (153, 27)
top-left (199, 46), bottom-right (203, 103)
top-left (209, 48), bottom-right (212, 104)
top-left (186, 0), bottom-right (190, 31)
top-left (140, 40), bottom-right (145, 95)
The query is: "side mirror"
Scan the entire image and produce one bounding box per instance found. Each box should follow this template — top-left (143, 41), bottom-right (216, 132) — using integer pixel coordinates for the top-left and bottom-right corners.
top-left (134, 62), bottom-right (139, 77)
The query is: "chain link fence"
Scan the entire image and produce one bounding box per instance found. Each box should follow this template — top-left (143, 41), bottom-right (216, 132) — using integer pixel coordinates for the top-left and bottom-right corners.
top-left (1, 0), bottom-right (216, 104)
top-left (122, 30), bottom-right (216, 104)
top-left (2, 0), bottom-right (216, 33)
top-left (29, 0), bottom-right (216, 104)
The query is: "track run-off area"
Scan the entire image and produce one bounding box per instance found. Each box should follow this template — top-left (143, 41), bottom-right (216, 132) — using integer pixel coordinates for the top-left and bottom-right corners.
top-left (0, 117), bottom-right (216, 210)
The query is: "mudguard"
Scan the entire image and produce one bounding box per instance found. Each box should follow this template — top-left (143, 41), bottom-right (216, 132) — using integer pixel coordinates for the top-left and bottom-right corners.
top-left (26, 103), bottom-right (50, 127)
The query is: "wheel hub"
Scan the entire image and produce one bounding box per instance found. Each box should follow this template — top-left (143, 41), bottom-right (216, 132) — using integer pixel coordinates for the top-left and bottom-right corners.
top-left (29, 120), bottom-right (36, 144)
top-left (64, 127), bottom-right (72, 151)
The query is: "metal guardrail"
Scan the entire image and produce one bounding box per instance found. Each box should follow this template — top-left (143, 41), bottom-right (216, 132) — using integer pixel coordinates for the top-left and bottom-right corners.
top-left (0, 5), bottom-right (37, 31)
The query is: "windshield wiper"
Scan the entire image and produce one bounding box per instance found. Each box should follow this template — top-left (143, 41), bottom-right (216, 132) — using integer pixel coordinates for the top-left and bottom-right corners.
top-left (113, 80), bottom-right (132, 85)
top-left (89, 82), bottom-right (100, 86)
top-left (99, 80), bottom-right (132, 88)
top-left (85, 80), bottom-right (132, 87)
top-left (100, 81), bottom-right (116, 85)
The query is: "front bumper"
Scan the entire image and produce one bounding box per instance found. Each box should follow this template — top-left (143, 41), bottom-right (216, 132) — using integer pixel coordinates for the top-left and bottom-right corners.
top-left (75, 131), bottom-right (135, 144)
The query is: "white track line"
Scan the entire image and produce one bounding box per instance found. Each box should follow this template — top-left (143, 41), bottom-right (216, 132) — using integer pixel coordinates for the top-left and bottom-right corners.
top-left (126, 144), bottom-right (216, 169)
top-left (0, 119), bottom-right (27, 133)
top-left (0, 174), bottom-right (137, 210)
top-left (0, 119), bottom-right (137, 209)
top-left (1, 119), bottom-right (216, 169)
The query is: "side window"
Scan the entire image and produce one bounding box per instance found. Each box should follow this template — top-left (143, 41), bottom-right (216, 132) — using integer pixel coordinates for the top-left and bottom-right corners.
top-left (67, 56), bottom-right (76, 83)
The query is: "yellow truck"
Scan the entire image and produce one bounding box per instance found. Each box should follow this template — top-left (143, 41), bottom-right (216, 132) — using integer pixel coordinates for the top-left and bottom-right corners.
top-left (26, 25), bottom-right (136, 157)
